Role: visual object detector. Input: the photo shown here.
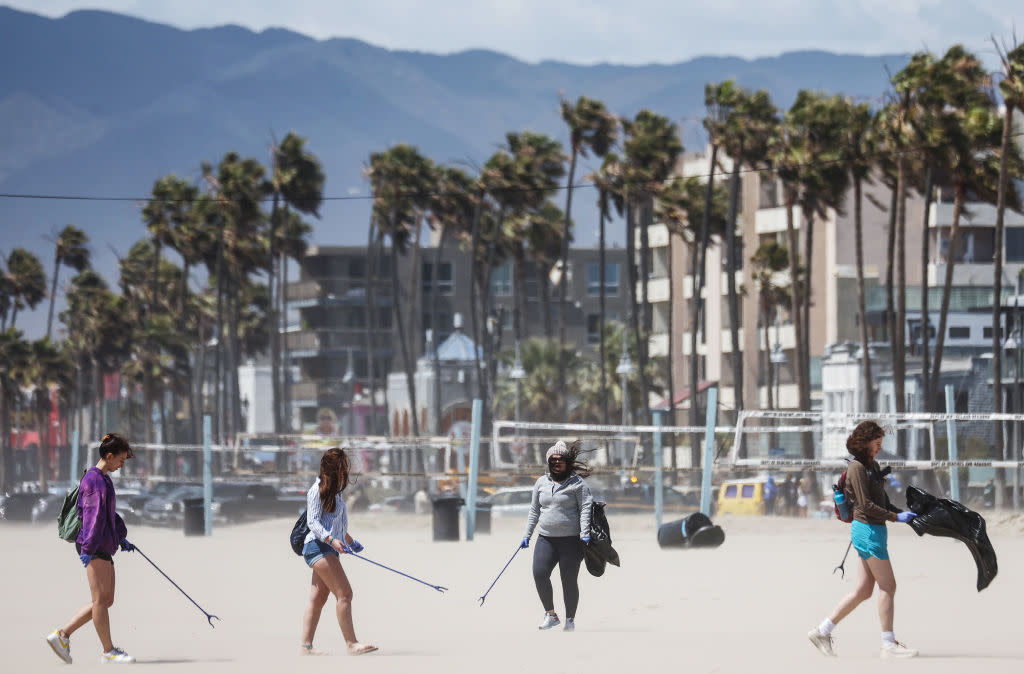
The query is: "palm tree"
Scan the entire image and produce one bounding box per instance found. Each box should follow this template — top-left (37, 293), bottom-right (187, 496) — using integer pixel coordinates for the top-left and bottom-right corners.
top-left (836, 98), bottom-right (879, 411)
top-left (366, 145), bottom-right (435, 444)
top-left (621, 111), bottom-right (683, 426)
top-left (558, 96), bottom-right (618, 415)
top-left (750, 241), bottom-right (791, 410)
top-left (270, 133), bottom-right (324, 434)
top-left (26, 337), bottom-right (72, 490)
top-left (0, 328), bottom-right (31, 491)
top-left (588, 154), bottom-right (626, 422)
top-left (492, 337), bottom-right (580, 424)
top-left (993, 39), bottom-right (1024, 482)
top-left (657, 174), bottom-right (728, 467)
top-left (46, 225), bottom-right (90, 340)
top-left (2, 248), bottom-right (47, 329)
top-left (715, 87), bottom-right (779, 415)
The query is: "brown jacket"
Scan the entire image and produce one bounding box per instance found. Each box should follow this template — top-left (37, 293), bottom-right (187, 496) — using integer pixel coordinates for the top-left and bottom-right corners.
top-left (845, 459), bottom-right (898, 525)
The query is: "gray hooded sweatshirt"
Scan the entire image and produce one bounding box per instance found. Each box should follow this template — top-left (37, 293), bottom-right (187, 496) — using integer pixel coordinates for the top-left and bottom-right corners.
top-left (523, 473), bottom-right (594, 540)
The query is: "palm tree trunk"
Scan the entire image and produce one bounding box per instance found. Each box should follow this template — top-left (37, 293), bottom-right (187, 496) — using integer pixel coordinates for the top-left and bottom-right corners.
top-left (726, 157), bottom-right (743, 414)
top-left (784, 194), bottom-right (810, 458)
top-left (46, 254), bottom-right (60, 340)
top-left (37, 404), bottom-right (49, 492)
top-left (408, 211), bottom-right (424, 363)
top-left (920, 168), bottom-right (933, 413)
top-left (599, 199), bottom-right (608, 422)
top-left (280, 250), bottom-right (291, 432)
top-left (513, 249), bottom-right (526, 344)
top-left (269, 193), bottom-right (282, 434)
top-left (894, 159), bottom-right (908, 425)
top-left (801, 208), bottom-right (815, 414)
top-left (853, 176), bottom-right (874, 412)
top-left (389, 216), bottom-right (421, 443)
top-left (467, 192), bottom-right (486, 416)
top-left (214, 222), bottom-right (225, 443)
top-left (365, 219), bottom-right (379, 435)
top-left (689, 237), bottom-right (702, 468)
top-left (231, 279), bottom-right (244, 440)
top-left (885, 183), bottom-right (898, 396)
top-left (92, 359), bottom-right (102, 440)
top-left (637, 198), bottom-right (653, 425)
top-left (625, 200), bottom-right (639, 426)
top-left (929, 189), bottom-right (964, 409)
top-left (993, 100), bottom-right (1015, 506)
top-left (0, 374), bottom-right (7, 491)
top-left (540, 271), bottom-right (553, 338)
top-left (431, 224), bottom-right (447, 434)
top-left (665, 232), bottom-right (677, 470)
top-left (559, 148), bottom-right (579, 420)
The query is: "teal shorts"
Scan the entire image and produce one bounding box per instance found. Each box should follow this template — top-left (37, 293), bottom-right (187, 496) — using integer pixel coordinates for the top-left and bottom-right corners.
top-left (851, 520), bottom-right (889, 560)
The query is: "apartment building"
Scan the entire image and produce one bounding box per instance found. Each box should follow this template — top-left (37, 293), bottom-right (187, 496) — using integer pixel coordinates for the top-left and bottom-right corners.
top-left (286, 243), bottom-right (629, 434)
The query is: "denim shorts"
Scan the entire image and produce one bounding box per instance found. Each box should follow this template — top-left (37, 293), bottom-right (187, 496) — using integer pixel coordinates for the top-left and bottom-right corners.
top-left (302, 539), bottom-right (338, 568)
top-left (851, 520), bottom-right (889, 560)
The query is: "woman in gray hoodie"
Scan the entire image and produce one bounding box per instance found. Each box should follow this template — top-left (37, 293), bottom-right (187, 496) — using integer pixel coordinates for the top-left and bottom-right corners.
top-left (520, 440), bottom-right (594, 632)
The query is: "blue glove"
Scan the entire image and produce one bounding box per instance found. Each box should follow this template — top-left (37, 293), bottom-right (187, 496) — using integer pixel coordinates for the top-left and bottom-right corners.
top-left (520, 537), bottom-right (530, 549)
top-left (80, 553), bottom-right (92, 567)
top-left (581, 536), bottom-right (591, 546)
top-left (119, 538), bottom-right (135, 552)
top-left (348, 539), bottom-right (363, 553)
top-left (896, 511), bottom-right (917, 523)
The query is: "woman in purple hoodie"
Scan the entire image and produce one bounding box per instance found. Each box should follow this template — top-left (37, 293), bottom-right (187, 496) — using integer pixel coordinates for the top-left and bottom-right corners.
top-left (46, 433), bottom-right (137, 665)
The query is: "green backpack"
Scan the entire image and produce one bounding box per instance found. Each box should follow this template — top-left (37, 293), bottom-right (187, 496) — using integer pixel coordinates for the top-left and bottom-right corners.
top-left (57, 471), bottom-right (86, 543)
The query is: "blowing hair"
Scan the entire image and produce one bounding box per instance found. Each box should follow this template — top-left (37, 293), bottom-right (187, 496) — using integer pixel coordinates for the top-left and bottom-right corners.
top-left (551, 439), bottom-right (593, 478)
top-left (318, 447), bottom-right (350, 513)
top-left (846, 420), bottom-right (885, 465)
top-left (98, 432), bottom-right (133, 460)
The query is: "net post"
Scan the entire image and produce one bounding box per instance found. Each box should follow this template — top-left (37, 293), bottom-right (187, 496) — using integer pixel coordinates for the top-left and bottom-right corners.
top-left (652, 410), bottom-right (664, 529)
top-left (700, 387), bottom-right (719, 515)
top-left (944, 385), bottom-right (960, 502)
top-left (203, 415), bottom-right (212, 536)
top-left (466, 399), bottom-right (481, 542)
top-left (70, 429), bottom-right (80, 481)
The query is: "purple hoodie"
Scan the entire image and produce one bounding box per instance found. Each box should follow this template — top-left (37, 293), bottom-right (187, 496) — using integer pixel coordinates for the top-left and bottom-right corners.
top-left (76, 467), bottom-right (127, 557)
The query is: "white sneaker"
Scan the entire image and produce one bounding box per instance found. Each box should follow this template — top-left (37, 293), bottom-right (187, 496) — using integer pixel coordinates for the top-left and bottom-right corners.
top-left (538, 613), bottom-right (560, 630)
top-left (807, 628), bottom-right (836, 656)
top-left (46, 629), bottom-right (72, 664)
top-left (563, 618), bottom-right (575, 632)
top-left (100, 647), bottom-right (135, 664)
top-left (880, 641), bottom-right (918, 659)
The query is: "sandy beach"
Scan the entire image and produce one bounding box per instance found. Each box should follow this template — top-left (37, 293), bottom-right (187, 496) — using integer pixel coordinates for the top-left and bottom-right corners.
top-left (4, 508), bottom-right (1024, 673)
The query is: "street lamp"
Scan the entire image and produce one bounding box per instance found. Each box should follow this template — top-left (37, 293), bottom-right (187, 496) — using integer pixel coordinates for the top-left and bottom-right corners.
top-left (509, 340), bottom-right (527, 427)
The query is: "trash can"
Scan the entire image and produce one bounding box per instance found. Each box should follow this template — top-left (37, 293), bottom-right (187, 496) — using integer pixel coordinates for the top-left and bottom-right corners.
top-left (474, 503), bottom-right (492, 534)
top-left (431, 495), bottom-right (464, 541)
top-left (183, 497), bottom-right (205, 536)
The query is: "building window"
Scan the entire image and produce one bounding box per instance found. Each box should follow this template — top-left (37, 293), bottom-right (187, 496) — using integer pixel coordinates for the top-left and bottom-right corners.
top-left (1007, 229), bottom-right (1024, 262)
top-left (949, 326), bottom-right (970, 340)
top-left (422, 261), bottom-right (454, 295)
top-left (983, 326), bottom-right (1003, 340)
top-left (586, 262), bottom-right (619, 296)
top-left (586, 314), bottom-right (601, 344)
top-left (348, 258), bottom-right (365, 279)
top-left (491, 263), bottom-right (512, 296)
top-left (379, 307), bottom-right (392, 329)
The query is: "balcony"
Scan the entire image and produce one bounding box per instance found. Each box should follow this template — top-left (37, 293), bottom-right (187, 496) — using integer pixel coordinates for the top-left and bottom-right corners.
top-left (290, 381), bottom-right (318, 406)
top-left (286, 329), bottom-right (366, 358)
top-left (648, 332), bottom-right (668, 357)
top-left (755, 207), bottom-right (802, 235)
top-left (643, 277), bottom-right (671, 304)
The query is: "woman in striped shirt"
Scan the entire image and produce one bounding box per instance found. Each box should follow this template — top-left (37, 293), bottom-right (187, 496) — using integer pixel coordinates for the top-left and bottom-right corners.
top-left (298, 447), bottom-right (377, 656)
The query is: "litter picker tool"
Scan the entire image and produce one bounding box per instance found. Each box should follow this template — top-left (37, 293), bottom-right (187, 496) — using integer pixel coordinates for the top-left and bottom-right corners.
top-left (346, 551), bottom-right (447, 593)
top-left (134, 546), bottom-right (220, 627)
top-left (478, 544), bottom-right (523, 606)
top-left (833, 541), bottom-right (853, 579)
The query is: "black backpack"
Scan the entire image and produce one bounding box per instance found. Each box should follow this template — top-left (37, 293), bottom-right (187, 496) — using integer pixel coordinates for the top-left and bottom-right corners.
top-left (289, 510), bottom-right (309, 555)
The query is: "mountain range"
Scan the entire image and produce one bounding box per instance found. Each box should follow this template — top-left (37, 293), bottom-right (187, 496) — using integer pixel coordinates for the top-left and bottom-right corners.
top-left (0, 6), bottom-right (910, 338)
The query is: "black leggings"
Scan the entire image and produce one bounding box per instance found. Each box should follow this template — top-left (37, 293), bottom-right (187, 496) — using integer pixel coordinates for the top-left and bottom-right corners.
top-left (532, 535), bottom-right (584, 619)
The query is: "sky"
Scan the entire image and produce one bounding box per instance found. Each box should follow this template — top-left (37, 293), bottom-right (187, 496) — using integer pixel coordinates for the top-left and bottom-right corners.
top-left (6, 0), bottom-right (1024, 66)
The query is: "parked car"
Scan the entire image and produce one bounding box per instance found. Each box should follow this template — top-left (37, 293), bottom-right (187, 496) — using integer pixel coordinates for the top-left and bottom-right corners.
top-left (141, 485), bottom-right (204, 526)
top-left (368, 493), bottom-right (416, 513)
top-left (122, 481), bottom-right (192, 524)
top-left (31, 493), bottom-right (67, 523)
top-left (1, 491), bottom-right (49, 521)
top-left (213, 483), bottom-right (306, 522)
top-left (488, 486), bottom-right (535, 517)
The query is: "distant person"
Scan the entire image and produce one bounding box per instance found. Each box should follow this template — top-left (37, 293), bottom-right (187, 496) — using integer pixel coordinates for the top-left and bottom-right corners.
top-left (763, 476), bottom-right (777, 516)
top-left (298, 447), bottom-right (377, 656)
top-left (46, 433), bottom-right (138, 664)
top-left (982, 479), bottom-right (995, 508)
top-left (782, 475), bottom-right (797, 516)
top-left (807, 420), bottom-right (919, 659)
top-left (797, 477), bottom-right (809, 517)
top-left (520, 440), bottom-right (594, 632)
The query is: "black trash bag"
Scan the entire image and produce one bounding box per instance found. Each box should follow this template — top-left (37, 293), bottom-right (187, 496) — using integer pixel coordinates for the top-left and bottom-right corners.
top-left (584, 501), bottom-right (620, 577)
top-left (657, 512), bottom-right (725, 549)
top-left (905, 486), bottom-right (997, 591)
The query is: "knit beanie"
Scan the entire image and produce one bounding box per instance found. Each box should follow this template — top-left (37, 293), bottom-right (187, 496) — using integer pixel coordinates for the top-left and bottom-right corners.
top-left (546, 440), bottom-right (567, 462)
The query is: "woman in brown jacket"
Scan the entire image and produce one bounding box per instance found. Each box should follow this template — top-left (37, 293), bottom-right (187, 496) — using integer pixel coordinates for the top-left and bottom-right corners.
top-left (807, 421), bottom-right (919, 659)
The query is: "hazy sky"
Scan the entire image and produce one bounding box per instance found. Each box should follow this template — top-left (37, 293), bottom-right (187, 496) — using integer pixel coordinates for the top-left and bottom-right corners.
top-left (7, 0), bottom-right (1024, 65)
